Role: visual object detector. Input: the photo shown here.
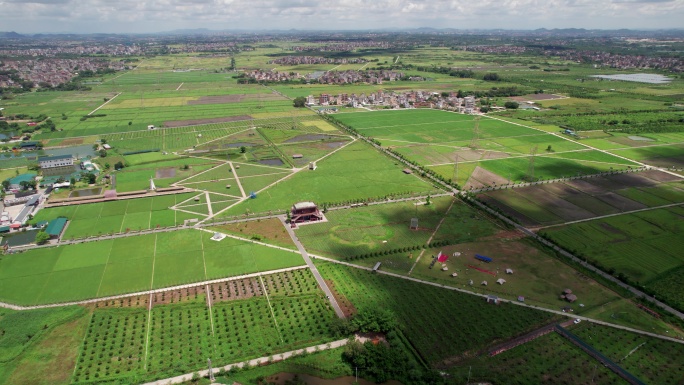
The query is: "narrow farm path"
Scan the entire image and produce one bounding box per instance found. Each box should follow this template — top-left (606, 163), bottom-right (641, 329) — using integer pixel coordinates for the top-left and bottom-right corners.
top-left (229, 161), bottom-right (247, 198)
top-left (408, 198), bottom-right (456, 275)
top-left (88, 92), bottom-right (121, 115)
top-left (281, 217), bottom-right (346, 319)
top-left (140, 336), bottom-right (370, 385)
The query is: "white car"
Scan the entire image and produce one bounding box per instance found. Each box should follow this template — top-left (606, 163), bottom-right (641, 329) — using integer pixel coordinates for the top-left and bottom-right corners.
top-left (573, 319), bottom-right (581, 324)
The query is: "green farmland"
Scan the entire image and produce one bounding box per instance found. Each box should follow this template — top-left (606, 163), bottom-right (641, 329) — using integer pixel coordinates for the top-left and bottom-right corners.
top-left (0, 229), bottom-right (304, 305)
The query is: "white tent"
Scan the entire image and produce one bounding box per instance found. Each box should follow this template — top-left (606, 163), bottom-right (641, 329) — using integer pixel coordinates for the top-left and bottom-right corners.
top-left (497, 278), bottom-right (506, 285)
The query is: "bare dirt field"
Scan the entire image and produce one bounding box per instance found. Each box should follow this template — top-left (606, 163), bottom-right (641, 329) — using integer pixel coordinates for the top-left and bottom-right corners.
top-left (595, 192), bottom-right (647, 211)
top-left (155, 167), bottom-right (177, 178)
top-left (164, 115), bottom-right (252, 128)
top-left (510, 93), bottom-right (565, 102)
top-left (465, 166), bottom-right (510, 189)
top-left (209, 278), bottom-right (263, 303)
top-left (187, 95), bottom-right (244, 105)
top-left (642, 169), bottom-right (683, 183)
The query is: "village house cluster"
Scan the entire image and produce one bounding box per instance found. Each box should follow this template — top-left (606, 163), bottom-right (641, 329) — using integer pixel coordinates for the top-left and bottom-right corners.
top-left (243, 69), bottom-right (406, 84)
top-left (308, 90), bottom-right (477, 113)
top-left (289, 41), bottom-right (395, 52)
top-left (310, 70), bottom-right (405, 84)
top-left (0, 58), bottom-right (127, 88)
top-left (0, 43), bottom-right (141, 58)
top-left (546, 49), bottom-right (684, 71)
top-left (269, 56), bottom-right (367, 65)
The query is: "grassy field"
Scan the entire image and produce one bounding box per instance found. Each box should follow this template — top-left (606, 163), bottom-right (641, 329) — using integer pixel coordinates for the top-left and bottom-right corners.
top-left (31, 193), bottom-right (196, 238)
top-left (333, 109), bottom-right (639, 186)
top-left (217, 140), bottom-right (438, 217)
top-left (0, 229), bottom-right (305, 305)
top-left (296, 196), bottom-right (500, 263)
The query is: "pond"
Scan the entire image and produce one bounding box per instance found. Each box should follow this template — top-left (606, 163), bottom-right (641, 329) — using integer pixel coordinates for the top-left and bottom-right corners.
top-left (0, 230), bottom-right (38, 247)
top-left (258, 158), bottom-right (285, 166)
top-left (266, 373), bottom-right (403, 385)
top-left (0, 131), bottom-right (17, 140)
top-left (590, 73), bottom-right (672, 84)
top-left (224, 142), bottom-right (256, 148)
top-left (628, 135), bottom-right (655, 142)
top-left (3, 144), bottom-right (98, 160)
top-left (69, 187), bottom-right (102, 198)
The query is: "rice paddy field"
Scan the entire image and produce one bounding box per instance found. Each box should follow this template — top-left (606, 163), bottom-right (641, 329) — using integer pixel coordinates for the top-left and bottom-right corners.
top-left (333, 109), bottom-right (638, 186)
top-left (0, 229), bottom-right (305, 305)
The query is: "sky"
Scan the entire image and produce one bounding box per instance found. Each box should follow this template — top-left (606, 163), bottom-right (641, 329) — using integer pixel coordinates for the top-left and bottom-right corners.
top-left (2, 0), bottom-right (684, 34)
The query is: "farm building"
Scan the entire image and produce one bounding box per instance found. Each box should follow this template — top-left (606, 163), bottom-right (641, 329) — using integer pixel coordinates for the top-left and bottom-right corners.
top-left (39, 154), bottom-right (75, 177)
top-left (292, 154), bottom-right (303, 159)
top-left (7, 173), bottom-right (37, 190)
top-left (291, 201), bottom-right (324, 224)
top-left (402, 168), bottom-right (412, 174)
top-left (45, 217), bottom-right (68, 239)
top-left (19, 141), bottom-right (39, 150)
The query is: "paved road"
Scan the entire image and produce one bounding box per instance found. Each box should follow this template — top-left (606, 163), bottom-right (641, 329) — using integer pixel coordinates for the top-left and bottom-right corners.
top-left (308, 253), bottom-right (684, 345)
top-left (141, 336), bottom-right (369, 385)
top-left (281, 216), bottom-right (346, 318)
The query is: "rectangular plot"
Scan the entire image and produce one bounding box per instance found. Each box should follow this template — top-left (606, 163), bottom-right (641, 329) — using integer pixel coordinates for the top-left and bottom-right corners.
top-left (99, 200), bottom-right (129, 217)
top-left (0, 248), bottom-right (61, 279)
top-left (155, 230), bottom-right (203, 254)
top-left (71, 203), bottom-right (103, 220)
top-left (0, 274), bottom-right (48, 305)
top-left (37, 265), bottom-right (105, 303)
top-left (152, 252), bottom-right (206, 288)
top-left (126, 198), bottom-right (153, 213)
top-left (109, 235), bottom-right (156, 263)
top-left (121, 211), bottom-right (151, 231)
top-left (94, 215), bottom-right (126, 235)
top-left (98, 258), bottom-right (153, 296)
top-left (150, 210), bottom-right (176, 228)
top-left (53, 241), bottom-right (113, 271)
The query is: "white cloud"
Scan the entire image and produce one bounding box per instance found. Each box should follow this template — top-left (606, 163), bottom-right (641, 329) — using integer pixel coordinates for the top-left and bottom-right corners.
top-left (1, 0), bottom-right (683, 33)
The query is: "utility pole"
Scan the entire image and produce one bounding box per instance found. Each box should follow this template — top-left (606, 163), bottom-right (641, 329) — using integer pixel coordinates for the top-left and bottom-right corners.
top-left (208, 358), bottom-right (215, 382)
top-left (467, 365), bottom-right (471, 385)
top-left (355, 366), bottom-right (358, 383)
